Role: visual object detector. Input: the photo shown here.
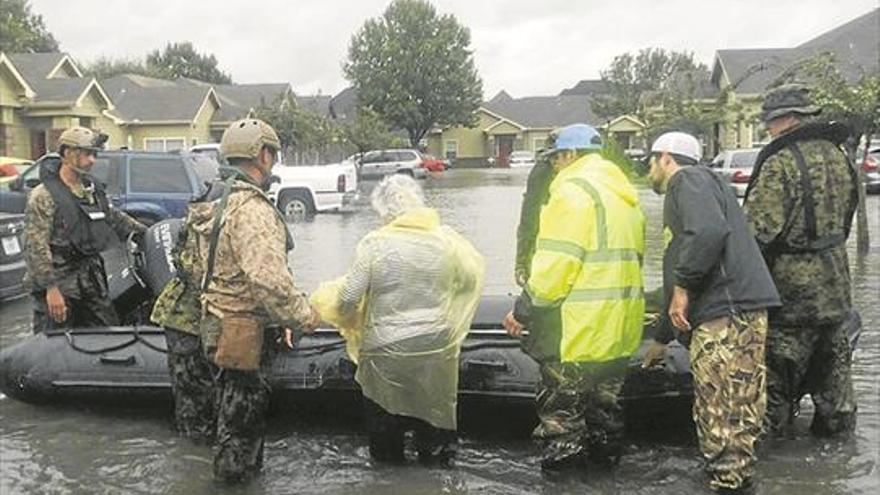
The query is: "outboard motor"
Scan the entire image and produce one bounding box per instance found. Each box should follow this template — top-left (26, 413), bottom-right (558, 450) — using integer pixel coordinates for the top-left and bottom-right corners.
top-left (102, 237), bottom-right (151, 321)
top-left (141, 218), bottom-right (184, 295)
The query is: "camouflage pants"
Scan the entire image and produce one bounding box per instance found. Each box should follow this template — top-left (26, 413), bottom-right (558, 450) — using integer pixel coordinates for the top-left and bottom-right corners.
top-left (690, 311), bottom-right (767, 491)
top-left (202, 315), bottom-right (272, 483)
top-left (765, 320), bottom-right (856, 437)
top-left (164, 328), bottom-right (215, 443)
top-left (534, 360), bottom-right (626, 469)
top-left (31, 291), bottom-right (119, 333)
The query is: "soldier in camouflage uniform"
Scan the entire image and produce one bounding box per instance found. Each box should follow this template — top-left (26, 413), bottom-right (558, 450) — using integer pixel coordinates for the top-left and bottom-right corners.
top-left (23, 127), bottom-right (146, 332)
top-left (195, 119), bottom-right (320, 483)
top-left (744, 84), bottom-right (859, 438)
top-left (643, 132), bottom-right (780, 494)
top-left (150, 188), bottom-right (225, 442)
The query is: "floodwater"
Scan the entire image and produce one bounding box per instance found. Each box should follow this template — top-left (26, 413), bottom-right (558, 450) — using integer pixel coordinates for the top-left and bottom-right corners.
top-left (1, 169), bottom-right (878, 494)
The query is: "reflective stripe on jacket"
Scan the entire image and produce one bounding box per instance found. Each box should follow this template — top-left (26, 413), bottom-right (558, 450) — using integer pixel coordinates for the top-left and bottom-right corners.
top-left (526, 154), bottom-right (645, 363)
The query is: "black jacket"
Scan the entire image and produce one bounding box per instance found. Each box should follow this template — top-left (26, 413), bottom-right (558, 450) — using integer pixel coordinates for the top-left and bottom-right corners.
top-left (656, 166), bottom-right (780, 344)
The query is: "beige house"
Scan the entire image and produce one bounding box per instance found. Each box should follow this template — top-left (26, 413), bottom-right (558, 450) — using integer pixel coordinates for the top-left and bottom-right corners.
top-left (1, 52), bottom-right (117, 158)
top-left (0, 51), bottom-right (296, 159)
top-left (426, 91), bottom-right (601, 167)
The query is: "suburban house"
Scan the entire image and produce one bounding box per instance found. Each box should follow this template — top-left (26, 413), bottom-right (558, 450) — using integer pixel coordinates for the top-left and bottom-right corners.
top-left (709, 7), bottom-right (877, 152)
top-left (425, 90), bottom-right (601, 168)
top-left (0, 52), bottom-right (117, 158)
top-left (0, 51), bottom-right (296, 159)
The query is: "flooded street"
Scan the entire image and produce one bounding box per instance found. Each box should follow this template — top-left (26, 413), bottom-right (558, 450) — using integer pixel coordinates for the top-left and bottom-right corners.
top-left (1, 169), bottom-right (878, 494)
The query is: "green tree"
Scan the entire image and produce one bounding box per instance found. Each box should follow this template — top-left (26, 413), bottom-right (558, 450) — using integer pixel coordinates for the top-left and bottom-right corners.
top-left (82, 56), bottom-right (151, 79)
top-left (254, 94), bottom-right (341, 163)
top-left (341, 106), bottom-right (395, 153)
top-left (0, 0), bottom-right (59, 52)
top-left (593, 48), bottom-right (706, 123)
top-left (344, 0), bottom-right (482, 147)
top-left (145, 42), bottom-right (232, 84)
top-left (774, 52), bottom-right (880, 255)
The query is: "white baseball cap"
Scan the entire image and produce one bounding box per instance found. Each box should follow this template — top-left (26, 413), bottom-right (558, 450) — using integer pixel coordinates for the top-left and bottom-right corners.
top-left (650, 132), bottom-right (702, 163)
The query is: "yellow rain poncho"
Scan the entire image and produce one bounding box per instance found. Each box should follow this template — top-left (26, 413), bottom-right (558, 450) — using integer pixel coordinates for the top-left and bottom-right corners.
top-left (311, 207), bottom-right (485, 430)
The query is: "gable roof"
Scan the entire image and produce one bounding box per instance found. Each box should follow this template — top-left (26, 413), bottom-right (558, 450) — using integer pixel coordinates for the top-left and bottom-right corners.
top-left (7, 53), bottom-right (81, 85)
top-left (212, 83), bottom-right (292, 122)
top-left (483, 92), bottom-right (601, 129)
top-left (713, 8), bottom-right (878, 95)
top-left (101, 74), bottom-right (219, 123)
top-left (559, 79), bottom-right (609, 96)
top-left (329, 86), bottom-right (359, 122)
top-left (0, 52), bottom-right (36, 98)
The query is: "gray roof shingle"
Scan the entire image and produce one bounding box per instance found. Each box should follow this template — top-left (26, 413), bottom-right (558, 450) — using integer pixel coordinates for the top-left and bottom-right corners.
top-left (213, 83), bottom-right (291, 122)
top-left (483, 93), bottom-right (601, 129)
top-left (7, 52), bottom-right (68, 84)
top-left (101, 75), bottom-right (215, 122)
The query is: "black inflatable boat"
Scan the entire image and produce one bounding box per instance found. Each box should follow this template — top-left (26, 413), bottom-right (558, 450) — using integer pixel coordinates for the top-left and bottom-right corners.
top-left (0, 219), bottom-right (863, 421)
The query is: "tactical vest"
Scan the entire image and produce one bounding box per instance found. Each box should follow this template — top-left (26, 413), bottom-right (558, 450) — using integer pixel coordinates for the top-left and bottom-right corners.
top-left (745, 121), bottom-right (858, 255)
top-left (39, 156), bottom-right (118, 258)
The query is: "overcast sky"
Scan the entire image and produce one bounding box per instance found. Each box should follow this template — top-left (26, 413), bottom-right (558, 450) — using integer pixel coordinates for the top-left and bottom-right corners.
top-left (29, 0), bottom-right (878, 99)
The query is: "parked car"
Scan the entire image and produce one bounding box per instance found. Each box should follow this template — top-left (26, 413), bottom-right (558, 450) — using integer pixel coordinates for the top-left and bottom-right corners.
top-left (508, 150), bottom-right (536, 168)
top-left (268, 160), bottom-right (359, 222)
top-left (0, 157), bottom-right (32, 190)
top-left (188, 143), bottom-right (224, 164)
top-left (709, 149), bottom-right (760, 197)
top-left (856, 146), bottom-right (880, 194)
top-left (0, 150), bottom-right (219, 224)
top-left (419, 153), bottom-right (447, 172)
top-left (357, 149), bottom-right (427, 180)
top-left (0, 211), bottom-right (26, 300)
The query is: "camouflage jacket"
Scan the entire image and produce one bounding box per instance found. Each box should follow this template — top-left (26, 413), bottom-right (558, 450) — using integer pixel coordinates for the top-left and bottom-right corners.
top-left (744, 122), bottom-right (856, 326)
top-left (23, 183), bottom-right (145, 296)
top-left (194, 179), bottom-right (311, 345)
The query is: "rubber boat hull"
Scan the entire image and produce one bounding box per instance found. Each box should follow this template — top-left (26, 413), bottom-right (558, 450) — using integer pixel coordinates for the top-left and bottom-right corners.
top-left (0, 296), bottom-right (861, 423)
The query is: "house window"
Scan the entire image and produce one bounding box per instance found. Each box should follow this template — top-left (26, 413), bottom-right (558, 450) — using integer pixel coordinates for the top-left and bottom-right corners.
top-left (144, 137), bottom-right (186, 152)
top-left (444, 140), bottom-right (458, 159)
top-left (533, 138), bottom-right (546, 151)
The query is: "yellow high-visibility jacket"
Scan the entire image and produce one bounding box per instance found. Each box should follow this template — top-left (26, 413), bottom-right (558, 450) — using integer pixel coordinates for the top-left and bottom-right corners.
top-left (524, 154), bottom-right (645, 363)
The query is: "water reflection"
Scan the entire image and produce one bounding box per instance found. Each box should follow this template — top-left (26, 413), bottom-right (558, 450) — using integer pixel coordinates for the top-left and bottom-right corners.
top-left (1, 169), bottom-right (877, 494)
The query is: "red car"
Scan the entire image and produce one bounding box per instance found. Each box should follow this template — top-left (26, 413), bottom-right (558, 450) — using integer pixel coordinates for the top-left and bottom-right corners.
top-left (419, 153), bottom-right (447, 172)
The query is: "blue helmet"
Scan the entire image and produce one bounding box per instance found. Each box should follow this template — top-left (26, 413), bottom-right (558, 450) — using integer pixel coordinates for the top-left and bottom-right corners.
top-left (553, 124), bottom-right (602, 152)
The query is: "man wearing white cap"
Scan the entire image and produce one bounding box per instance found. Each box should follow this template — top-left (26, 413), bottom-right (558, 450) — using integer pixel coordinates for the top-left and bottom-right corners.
top-left (643, 132), bottom-right (780, 494)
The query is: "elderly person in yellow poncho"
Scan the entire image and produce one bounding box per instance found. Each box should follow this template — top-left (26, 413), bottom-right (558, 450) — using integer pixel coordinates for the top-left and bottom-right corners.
top-left (311, 174), bottom-right (484, 467)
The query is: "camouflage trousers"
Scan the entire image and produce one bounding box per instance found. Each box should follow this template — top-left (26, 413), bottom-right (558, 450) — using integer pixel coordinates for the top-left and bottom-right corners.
top-left (765, 320), bottom-right (856, 437)
top-left (690, 311), bottom-right (767, 491)
top-left (202, 315), bottom-right (272, 483)
top-left (534, 360), bottom-right (626, 469)
top-left (31, 290), bottom-right (118, 333)
top-left (164, 328), bottom-right (215, 443)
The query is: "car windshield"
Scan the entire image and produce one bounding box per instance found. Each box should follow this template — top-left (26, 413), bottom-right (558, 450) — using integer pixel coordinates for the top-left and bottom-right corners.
top-left (731, 150), bottom-right (759, 168)
top-left (510, 151), bottom-right (534, 159)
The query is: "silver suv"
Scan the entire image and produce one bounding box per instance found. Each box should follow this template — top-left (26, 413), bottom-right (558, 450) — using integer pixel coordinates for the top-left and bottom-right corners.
top-left (358, 149), bottom-right (427, 180)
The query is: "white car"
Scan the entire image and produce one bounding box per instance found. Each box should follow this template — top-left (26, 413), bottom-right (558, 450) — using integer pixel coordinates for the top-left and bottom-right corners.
top-left (269, 161), bottom-right (359, 221)
top-left (358, 149), bottom-right (427, 180)
top-left (709, 149), bottom-right (760, 197)
top-left (508, 151), bottom-right (536, 168)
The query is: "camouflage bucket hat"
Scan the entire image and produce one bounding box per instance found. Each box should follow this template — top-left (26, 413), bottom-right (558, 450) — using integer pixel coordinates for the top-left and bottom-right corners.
top-left (761, 83), bottom-right (821, 122)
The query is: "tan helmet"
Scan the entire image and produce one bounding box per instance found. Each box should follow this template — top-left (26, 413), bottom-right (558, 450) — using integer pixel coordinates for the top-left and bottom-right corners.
top-left (57, 126), bottom-right (107, 152)
top-left (220, 118), bottom-right (281, 161)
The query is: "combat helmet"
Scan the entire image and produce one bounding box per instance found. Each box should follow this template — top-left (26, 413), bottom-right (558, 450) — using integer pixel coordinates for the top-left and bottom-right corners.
top-left (220, 118), bottom-right (281, 160)
top-left (57, 126), bottom-right (108, 153)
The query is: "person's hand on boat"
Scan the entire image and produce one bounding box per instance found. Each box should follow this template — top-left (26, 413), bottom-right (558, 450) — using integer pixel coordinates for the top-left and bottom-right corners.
top-left (503, 311), bottom-right (525, 337)
top-left (668, 285), bottom-right (691, 333)
top-left (303, 305), bottom-right (321, 333)
top-left (283, 328), bottom-right (297, 348)
top-left (46, 285), bottom-right (67, 323)
top-left (641, 340), bottom-right (666, 369)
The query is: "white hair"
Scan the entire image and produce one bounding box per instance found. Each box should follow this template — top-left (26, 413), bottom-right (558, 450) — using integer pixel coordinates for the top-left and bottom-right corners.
top-left (370, 174), bottom-right (425, 221)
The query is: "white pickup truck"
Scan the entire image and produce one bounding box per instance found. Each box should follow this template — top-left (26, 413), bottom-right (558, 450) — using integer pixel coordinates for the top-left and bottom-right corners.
top-left (269, 161), bottom-right (359, 221)
top-left (189, 144), bottom-right (359, 221)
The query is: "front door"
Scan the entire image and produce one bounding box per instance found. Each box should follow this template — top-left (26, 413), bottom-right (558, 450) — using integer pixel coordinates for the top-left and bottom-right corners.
top-left (495, 135), bottom-right (515, 168)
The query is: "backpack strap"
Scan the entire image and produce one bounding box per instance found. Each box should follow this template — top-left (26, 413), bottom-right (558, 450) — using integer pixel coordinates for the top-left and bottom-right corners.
top-left (201, 176), bottom-right (236, 292)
